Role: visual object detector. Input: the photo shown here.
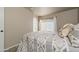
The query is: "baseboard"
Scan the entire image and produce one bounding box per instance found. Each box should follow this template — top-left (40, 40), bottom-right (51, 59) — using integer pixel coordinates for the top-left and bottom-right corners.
top-left (4, 44), bottom-right (19, 52)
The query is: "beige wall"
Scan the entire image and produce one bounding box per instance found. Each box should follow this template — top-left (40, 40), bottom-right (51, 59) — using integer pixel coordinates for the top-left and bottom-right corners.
top-left (4, 7), bottom-right (33, 49)
top-left (55, 8), bottom-right (79, 29)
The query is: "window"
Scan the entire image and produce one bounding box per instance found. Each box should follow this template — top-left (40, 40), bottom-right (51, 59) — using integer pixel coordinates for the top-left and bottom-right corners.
top-left (33, 16), bottom-right (38, 32)
top-left (39, 17), bottom-right (57, 32)
top-left (33, 17), bottom-right (57, 33)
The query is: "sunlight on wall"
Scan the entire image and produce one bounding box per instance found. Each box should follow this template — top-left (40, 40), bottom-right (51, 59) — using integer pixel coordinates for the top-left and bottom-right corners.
top-left (33, 16), bottom-right (38, 32)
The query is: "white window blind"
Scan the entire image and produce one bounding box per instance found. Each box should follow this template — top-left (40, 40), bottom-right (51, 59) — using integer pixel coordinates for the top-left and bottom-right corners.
top-left (39, 17), bottom-right (57, 32)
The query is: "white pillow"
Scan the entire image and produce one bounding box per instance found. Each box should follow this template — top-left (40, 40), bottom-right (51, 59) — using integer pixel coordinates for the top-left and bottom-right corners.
top-left (68, 30), bottom-right (79, 48)
top-left (59, 24), bottom-right (73, 38)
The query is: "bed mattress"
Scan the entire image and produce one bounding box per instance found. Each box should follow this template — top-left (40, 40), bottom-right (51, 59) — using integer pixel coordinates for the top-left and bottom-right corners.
top-left (69, 46), bottom-right (79, 52)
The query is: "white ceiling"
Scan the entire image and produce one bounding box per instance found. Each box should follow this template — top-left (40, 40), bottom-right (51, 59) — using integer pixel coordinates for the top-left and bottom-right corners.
top-left (29, 7), bottom-right (74, 16)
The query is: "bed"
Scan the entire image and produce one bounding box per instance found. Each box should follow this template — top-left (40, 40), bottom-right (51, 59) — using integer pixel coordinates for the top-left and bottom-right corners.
top-left (17, 32), bottom-right (69, 52)
top-left (68, 24), bottom-right (79, 52)
top-left (17, 24), bottom-right (79, 52)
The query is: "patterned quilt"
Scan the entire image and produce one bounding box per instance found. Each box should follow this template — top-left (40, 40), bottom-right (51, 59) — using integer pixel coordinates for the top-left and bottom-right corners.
top-left (17, 32), bottom-right (69, 52)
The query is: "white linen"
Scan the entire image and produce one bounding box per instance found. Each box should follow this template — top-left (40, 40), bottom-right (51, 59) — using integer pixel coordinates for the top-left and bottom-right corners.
top-left (17, 32), bottom-right (69, 52)
top-left (68, 24), bottom-right (79, 48)
top-left (69, 46), bottom-right (79, 52)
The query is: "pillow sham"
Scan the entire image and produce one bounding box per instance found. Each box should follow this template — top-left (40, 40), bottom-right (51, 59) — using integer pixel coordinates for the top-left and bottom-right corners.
top-left (59, 24), bottom-right (73, 38)
top-left (68, 30), bottom-right (79, 48)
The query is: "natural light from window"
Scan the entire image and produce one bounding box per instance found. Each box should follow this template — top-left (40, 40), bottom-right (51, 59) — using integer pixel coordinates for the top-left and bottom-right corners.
top-left (33, 17), bottom-right (57, 33)
top-left (39, 17), bottom-right (57, 32)
top-left (33, 16), bottom-right (38, 32)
